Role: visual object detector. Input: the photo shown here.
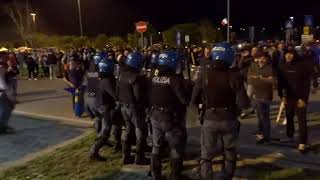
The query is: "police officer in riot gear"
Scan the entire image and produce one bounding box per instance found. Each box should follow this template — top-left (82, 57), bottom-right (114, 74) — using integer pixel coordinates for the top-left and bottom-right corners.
top-left (118, 51), bottom-right (149, 165)
top-left (191, 43), bottom-right (249, 180)
top-left (85, 53), bottom-right (102, 133)
top-left (149, 50), bottom-right (189, 180)
top-left (89, 53), bottom-right (119, 161)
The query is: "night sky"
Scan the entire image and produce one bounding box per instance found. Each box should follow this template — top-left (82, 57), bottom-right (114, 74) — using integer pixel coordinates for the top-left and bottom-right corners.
top-left (1, 0), bottom-right (320, 40)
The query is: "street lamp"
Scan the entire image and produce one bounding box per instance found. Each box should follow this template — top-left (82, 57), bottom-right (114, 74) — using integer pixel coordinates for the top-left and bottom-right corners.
top-left (77, 0), bottom-right (84, 36)
top-left (227, 0), bottom-right (230, 42)
top-left (30, 13), bottom-right (36, 31)
top-left (30, 13), bottom-right (36, 24)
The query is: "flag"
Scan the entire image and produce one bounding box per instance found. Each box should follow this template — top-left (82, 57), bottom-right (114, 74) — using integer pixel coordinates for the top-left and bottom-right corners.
top-left (221, 18), bottom-right (228, 26)
top-left (176, 32), bottom-right (181, 46)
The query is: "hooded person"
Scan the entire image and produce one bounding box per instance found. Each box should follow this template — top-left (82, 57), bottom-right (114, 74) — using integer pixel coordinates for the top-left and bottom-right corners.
top-left (278, 49), bottom-right (315, 153)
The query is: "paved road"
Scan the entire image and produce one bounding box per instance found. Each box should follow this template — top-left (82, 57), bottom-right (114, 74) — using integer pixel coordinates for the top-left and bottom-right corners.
top-left (0, 115), bottom-right (85, 166)
top-left (9, 79), bottom-right (320, 179)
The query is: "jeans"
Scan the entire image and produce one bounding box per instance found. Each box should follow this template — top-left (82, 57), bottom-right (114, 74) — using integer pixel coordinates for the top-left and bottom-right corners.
top-left (254, 101), bottom-right (271, 140)
top-left (49, 64), bottom-right (57, 79)
top-left (0, 93), bottom-right (14, 129)
top-left (285, 99), bottom-right (308, 144)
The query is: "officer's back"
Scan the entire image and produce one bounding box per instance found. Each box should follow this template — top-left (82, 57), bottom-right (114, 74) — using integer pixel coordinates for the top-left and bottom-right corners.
top-left (118, 65), bottom-right (141, 105)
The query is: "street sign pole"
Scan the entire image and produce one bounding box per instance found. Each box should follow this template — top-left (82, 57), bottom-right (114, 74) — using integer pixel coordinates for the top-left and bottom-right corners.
top-left (227, 0), bottom-right (230, 42)
top-left (141, 33), bottom-right (144, 49)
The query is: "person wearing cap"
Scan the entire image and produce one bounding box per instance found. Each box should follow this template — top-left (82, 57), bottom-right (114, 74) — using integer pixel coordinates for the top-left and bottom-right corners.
top-left (278, 49), bottom-right (315, 153)
top-left (250, 52), bottom-right (274, 144)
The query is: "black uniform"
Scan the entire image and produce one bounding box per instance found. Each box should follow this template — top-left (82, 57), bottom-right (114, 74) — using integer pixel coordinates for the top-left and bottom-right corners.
top-left (118, 66), bottom-right (148, 164)
top-left (149, 66), bottom-right (189, 180)
top-left (89, 68), bottom-right (119, 159)
top-left (278, 57), bottom-right (316, 145)
top-left (85, 61), bottom-right (101, 132)
top-left (191, 62), bottom-right (249, 180)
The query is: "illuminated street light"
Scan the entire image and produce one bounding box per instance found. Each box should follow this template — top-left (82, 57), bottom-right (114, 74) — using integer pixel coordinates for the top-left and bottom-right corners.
top-left (30, 13), bottom-right (36, 24)
top-left (77, 0), bottom-right (84, 36)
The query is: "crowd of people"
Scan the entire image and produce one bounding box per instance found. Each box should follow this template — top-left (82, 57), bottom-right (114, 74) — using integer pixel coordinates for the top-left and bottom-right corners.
top-left (0, 40), bottom-right (319, 180)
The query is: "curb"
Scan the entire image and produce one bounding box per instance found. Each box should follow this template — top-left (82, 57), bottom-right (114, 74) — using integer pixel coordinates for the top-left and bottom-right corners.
top-left (13, 110), bottom-right (93, 128)
top-left (187, 136), bottom-right (320, 170)
top-left (0, 131), bottom-right (92, 171)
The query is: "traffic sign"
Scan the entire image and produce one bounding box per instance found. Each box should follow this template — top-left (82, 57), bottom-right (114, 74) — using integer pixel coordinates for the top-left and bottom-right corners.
top-left (185, 35), bottom-right (190, 43)
top-left (135, 21), bottom-right (148, 33)
top-left (303, 27), bottom-right (310, 35)
top-left (285, 20), bottom-right (293, 29)
top-left (301, 34), bottom-right (314, 44)
top-left (305, 15), bottom-right (314, 27)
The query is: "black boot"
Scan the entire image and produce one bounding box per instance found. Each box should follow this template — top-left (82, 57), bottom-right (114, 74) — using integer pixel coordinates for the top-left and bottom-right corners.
top-left (151, 154), bottom-right (162, 180)
top-left (170, 159), bottom-right (183, 180)
top-left (135, 140), bottom-right (150, 165)
top-left (122, 142), bottom-right (134, 165)
top-left (89, 138), bottom-right (106, 161)
top-left (112, 142), bottom-right (122, 154)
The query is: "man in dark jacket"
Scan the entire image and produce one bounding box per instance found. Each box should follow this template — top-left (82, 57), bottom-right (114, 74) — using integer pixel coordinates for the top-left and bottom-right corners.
top-left (278, 50), bottom-right (315, 153)
top-left (47, 50), bottom-right (58, 80)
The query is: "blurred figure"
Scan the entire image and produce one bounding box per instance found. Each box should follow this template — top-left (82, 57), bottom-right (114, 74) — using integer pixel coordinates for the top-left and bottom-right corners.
top-left (47, 50), bottom-right (58, 80)
top-left (26, 53), bottom-right (38, 80)
top-left (0, 61), bottom-right (16, 134)
top-left (250, 52), bottom-right (274, 144)
top-left (6, 59), bottom-right (19, 102)
top-left (278, 50), bottom-right (315, 153)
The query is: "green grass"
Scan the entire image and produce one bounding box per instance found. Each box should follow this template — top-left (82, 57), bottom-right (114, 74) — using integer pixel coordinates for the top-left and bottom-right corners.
top-left (0, 133), bottom-right (122, 180)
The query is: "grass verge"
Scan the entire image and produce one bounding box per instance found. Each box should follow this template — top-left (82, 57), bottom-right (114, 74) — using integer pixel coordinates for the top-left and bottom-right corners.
top-left (0, 132), bottom-right (122, 180)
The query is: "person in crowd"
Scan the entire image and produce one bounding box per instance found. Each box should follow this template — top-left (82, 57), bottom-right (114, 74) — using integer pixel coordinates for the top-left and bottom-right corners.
top-left (249, 52), bottom-right (274, 144)
top-left (47, 50), bottom-right (58, 80)
top-left (278, 49), bottom-right (316, 153)
top-left (26, 52), bottom-right (38, 80)
top-left (0, 61), bottom-right (16, 134)
top-left (63, 55), bottom-right (85, 115)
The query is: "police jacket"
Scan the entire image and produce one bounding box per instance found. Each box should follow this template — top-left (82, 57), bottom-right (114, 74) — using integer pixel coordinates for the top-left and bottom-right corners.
top-left (278, 58), bottom-right (315, 101)
top-left (148, 66), bottom-right (189, 108)
top-left (117, 66), bottom-right (142, 105)
top-left (86, 61), bottom-right (100, 94)
top-left (191, 62), bottom-right (249, 110)
top-left (99, 74), bottom-right (117, 108)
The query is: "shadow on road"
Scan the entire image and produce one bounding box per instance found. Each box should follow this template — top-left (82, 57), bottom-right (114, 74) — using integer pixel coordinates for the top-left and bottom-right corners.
top-left (19, 95), bottom-right (68, 103)
top-left (19, 90), bottom-right (57, 97)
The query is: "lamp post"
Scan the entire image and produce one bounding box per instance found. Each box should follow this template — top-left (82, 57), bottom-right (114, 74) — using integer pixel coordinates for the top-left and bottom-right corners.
top-left (227, 0), bottom-right (230, 42)
top-left (77, 0), bottom-right (84, 36)
top-left (30, 13), bottom-right (36, 31)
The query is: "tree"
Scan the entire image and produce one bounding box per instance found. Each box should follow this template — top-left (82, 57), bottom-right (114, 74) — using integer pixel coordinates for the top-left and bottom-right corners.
top-left (127, 33), bottom-right (138, 47)
top-left (199, 20), bottom-right (221, 43)
top-left (73, 36), bottom-right (89, 49)
top-left (163, 23), bottom-right (201, 46)
top-left (2, 0), bottom-right (30, 46)
top-left (94, 34), bottom-right (108, 49)
top-left (107, 36), bottom-right (126, 48)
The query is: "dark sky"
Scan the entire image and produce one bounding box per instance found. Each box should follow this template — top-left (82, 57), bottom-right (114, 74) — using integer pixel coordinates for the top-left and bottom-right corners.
top-left (1, 0), bottom-right (320, 39)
